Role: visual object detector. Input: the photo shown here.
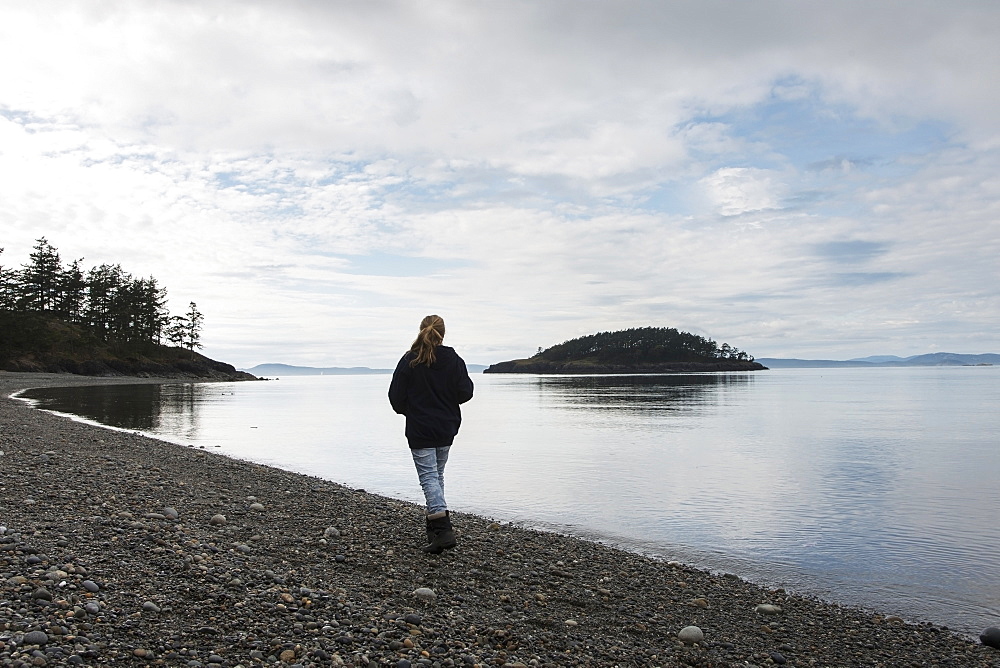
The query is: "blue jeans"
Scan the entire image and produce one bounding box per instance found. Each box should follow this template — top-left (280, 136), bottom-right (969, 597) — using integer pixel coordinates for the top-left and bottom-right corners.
top-left (411, 446), bottom-right (450, 514)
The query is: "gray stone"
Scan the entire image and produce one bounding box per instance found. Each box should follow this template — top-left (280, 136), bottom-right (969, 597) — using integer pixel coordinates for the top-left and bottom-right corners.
top-left (982, 626), bottom-right (1000, 649)
top-left (23, 630), bottom-right (49, 645)
top-left (677, 625), bottom-right (704, 644)
top-left (755, 603), bottom-right (783, 615)
top-left (413, 587), bottom-right (437, 603)
top-left (209, 514), bottom-right (226, 525)
top-left (142, 601), bottom-right (161, 613)
top-left (82, 580), bottom-right (100, 593)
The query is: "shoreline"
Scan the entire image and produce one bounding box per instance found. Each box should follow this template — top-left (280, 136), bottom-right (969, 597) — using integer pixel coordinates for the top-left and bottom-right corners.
top-left (2, 372), bottom-right (998, 667)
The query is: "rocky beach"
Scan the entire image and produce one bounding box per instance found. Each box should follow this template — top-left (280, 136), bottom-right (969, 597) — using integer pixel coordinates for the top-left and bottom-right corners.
top-left (2, 372), bottom-right (998, 667)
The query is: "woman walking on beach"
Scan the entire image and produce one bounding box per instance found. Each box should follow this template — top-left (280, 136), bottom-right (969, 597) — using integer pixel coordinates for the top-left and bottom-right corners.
top-left (388, 315), bottom-right (474, 553)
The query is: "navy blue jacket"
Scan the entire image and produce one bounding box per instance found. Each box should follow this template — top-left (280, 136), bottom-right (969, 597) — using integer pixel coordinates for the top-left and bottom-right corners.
top-left (388, 345), bottom-right (474, 448)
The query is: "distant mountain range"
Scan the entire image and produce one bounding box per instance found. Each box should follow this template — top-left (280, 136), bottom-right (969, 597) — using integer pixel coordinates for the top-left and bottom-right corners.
top-left (242, 362), bottom-right (489, 376)
top-left (244, 354), bottom-right (997, 375)
top-left (757, 352), bottom-right (999, 369)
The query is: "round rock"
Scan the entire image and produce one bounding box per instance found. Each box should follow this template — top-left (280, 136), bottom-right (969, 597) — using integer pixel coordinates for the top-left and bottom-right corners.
top-left (677, 625), bottom-right (704, 644)
top-left (323, 527), bottom-right (341, 538)
top-left (249, 502), bottom-right (265, 511)
top-left (82, 580), bottom-right (100, 593)
top-left (755, 603), bottom-right (783, 615)
top-left (23, 630), bottom-right (49, 646)
top-left (982, 626), bottom-right (1000, 649)
top-left (209, 514), bottom-right (227, 526)
top-left (413, 587), bottom-right (437, 603)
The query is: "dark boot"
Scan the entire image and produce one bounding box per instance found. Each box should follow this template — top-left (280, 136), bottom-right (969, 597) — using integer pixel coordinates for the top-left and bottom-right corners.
top-left (424, 516), bottom-right (436, 544)
top-left (422, 511), bottom-right (457, 554)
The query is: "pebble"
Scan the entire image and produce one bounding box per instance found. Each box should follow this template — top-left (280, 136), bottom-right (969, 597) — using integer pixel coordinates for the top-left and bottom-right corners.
top-left (82, 580), bottom-right (100, 593)
top-left (209, 514), bottom-right (227, 525)
top-left (163, 507), bottom-right (180, 519)
top-left (982, 626), bottom-right (1000, 649)
top-left (677, 625), bottom-right (704, 644)
top-left (22, 631), bottom-right (49, 646)
top-left (323, 527), bottom-right (341, 538)
top-left (249, 502), bottom-right (265, 511)
top-left (413, 587), bottom-right (437, 603)
top-left (755, 603), bottom-right (783, 615)
top-left (142, 601), bottom-right (161, 613)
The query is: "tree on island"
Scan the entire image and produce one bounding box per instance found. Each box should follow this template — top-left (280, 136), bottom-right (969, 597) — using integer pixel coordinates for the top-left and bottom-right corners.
top-left (166, 301), bottom-right (204, 356)
top-left (532, 326), bottom-right (754, 364)
top-left (1, 238), bottom-right (200, 351)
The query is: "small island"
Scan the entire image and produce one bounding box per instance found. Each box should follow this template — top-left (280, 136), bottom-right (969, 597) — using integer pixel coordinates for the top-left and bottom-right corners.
top-left (484, 326), bottom-right (767, 374)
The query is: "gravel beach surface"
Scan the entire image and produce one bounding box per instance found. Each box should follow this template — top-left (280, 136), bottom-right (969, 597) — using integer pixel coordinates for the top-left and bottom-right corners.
top-left (2, 372), bottom-right (998, 667)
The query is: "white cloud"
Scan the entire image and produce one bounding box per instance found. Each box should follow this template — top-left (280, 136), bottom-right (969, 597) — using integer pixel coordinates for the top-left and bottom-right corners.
top-left (700, 167), bottom-right (788, 217)
top-left (2, 1), bottom-right (1000, 366)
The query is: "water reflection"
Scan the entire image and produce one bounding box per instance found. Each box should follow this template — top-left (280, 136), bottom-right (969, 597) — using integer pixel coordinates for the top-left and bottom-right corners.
top-left (530, 373), bottom-right (754, 411)
top-left (21, 383), bottom-right (203, 439)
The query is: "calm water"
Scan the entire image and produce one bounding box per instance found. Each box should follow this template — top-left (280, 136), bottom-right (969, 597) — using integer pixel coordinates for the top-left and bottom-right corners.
top-left (18, 367), bottom-right (1000, 635)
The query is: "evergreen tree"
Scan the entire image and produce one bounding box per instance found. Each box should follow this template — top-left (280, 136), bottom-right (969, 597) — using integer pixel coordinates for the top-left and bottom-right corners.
top-left (0, 248), bottom-right (16, 311)
top-left (183, 301), bottom-right (204, 353)
top-left (2, 240), bottom-right (205, 356)
top-left (56, 258), bottom-right (87, 323)
top-left (84, 263), bottom-right (127, 341)
top-left (18, 237), bottom-right (63, 312)
top-left (165, 315), bottom-right (188, 348)
top-left (165, 302), bottom-right (204, 355)
top-left (134, 277), bottom-right (169, 344)
top-left (536, 326), bottom-right (742, 364)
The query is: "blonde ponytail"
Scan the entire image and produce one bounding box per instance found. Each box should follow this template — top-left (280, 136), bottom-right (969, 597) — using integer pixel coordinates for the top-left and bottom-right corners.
top-left (409, 315), bottom-right (446, 367)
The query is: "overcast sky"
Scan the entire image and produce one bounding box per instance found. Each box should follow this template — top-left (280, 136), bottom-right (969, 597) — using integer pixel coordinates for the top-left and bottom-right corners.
top-left (2, 1), bottom-right (999, 368)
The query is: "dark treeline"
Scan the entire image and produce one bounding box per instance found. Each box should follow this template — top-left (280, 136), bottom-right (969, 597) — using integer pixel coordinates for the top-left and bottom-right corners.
top-left (0, 238), bottom-right (202, 352)
top-left (535, 326), bottom-right (755, 364)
